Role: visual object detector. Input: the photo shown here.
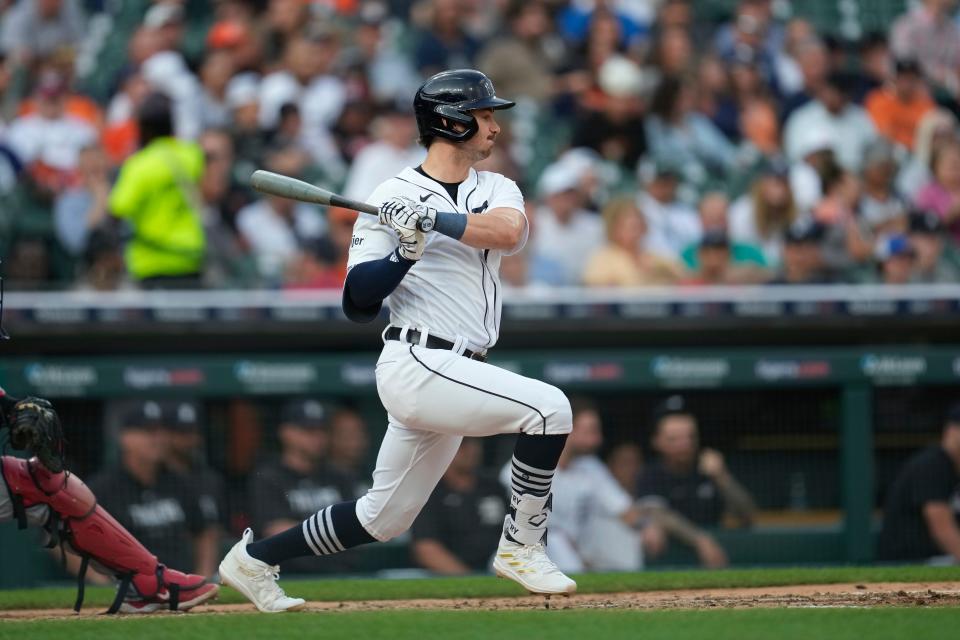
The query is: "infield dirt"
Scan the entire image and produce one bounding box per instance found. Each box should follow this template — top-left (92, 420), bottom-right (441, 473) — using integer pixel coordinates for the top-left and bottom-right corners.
top-left (2, 581), bottom-right (958, 621)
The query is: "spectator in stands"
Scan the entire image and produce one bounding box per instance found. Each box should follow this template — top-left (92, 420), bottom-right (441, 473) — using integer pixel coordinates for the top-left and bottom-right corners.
top-left (138, 3), bottom-right (203, 140)
top-left (249, 399), bottom-right (356, 573)
top-left (88, 400), bottom-right (214, 576)
top-left (891, 0), bottom-right (960, 99)
top-left (262, 0), bottom-right (309, 64)
top-left (898, 108), bottom-right (958, 199)
top-left (327, 406), bottom-right (371, 498)
top-left (108, 92), bottom-right (205, 288)
top-left (878, 403), bottom-right (960, 563)
top-left (645, 76), bottom-right (738, 189)
top-left (53, 144), bottom-right (111, 260)
top-left (680, 192), bottom-right (769, 281)
top-left (778, 36), bottom-right (829, 121)
top-left (583, 196), bottom-right (685, 287)
top-left (477, 0), bottom-right (562, 106)
top-left (729, 161), bottom-right (796, 267)
top-left (682, 230), bottom-right (768, 285)
top-left (909, 210), bottom-right (960, 283)
top-left (649, 26), bottom-right (695, 79)
top-left (570, 55), bottom-right (649, 171)
top-left (854, 140), bottom-right (909, 261)
top-left (638, 395), bottom-right (756, 529)
top-left (773, 18), bottom-right (814, 98)
top-left (161, 401), bottom-right (225, 579)
top-left (638, 159), bottom-right (702, 261)
top-left (768, 219), bottom-right (829, 284)
top-left (713, 0), bottom-right (781, 88)
top-left (788, 128), bottom-right (836, 215)
top-left (413, 0), bottom-right (480, 76)
top-left (197, 50), bottom-right (236, 131)
top-left (235, 147), bottom-right (324, 285)
top-left (813, 166), bottom-right (868, 274)
top-left (874, 235), bottom-right (918, 285)
top-left (5, 69), bottom-right (97, 195)
top-left (411, 439), bottom-right (506, 575)
top-left (865, 59), bottom-right (936, 152)
top-left (206, 18), bottom-right (263, 74)
top-left (0, 0), bottom-right (85, 63)
top-left (102, 69), bottom-right (150, 166)
top-left (784, 72), bottom-right (877, 172)
top-left (341, 101), bottom-right (424, 202)
top-left (529, 156), bottom-right (604, 286)
top-left (914, 138), bottom-right (960, 245)
top-left (345, 1), bottom-right (421, 104)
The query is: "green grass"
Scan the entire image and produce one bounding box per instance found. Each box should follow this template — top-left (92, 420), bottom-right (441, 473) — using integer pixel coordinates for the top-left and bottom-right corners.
top-left (2, 565), bottom-right (959, 611)
top-left (4, 608), bottom-right (960, 640)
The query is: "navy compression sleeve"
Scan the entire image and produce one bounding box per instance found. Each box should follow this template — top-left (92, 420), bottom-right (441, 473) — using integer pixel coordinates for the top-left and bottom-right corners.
top-left (342, 249), bottom-right (416, 323)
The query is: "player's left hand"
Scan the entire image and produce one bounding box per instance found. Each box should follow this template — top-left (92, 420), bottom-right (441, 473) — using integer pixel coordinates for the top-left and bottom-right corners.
top-left (384, 196), bottom-right (437, 233)
top-left (8, 397), bottom-right (66, 473)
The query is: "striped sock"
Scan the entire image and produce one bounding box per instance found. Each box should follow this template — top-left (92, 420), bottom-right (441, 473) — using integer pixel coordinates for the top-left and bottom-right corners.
top-left (510, 456), bottom-right (554, 497)
top-left (247, 500), bottom-right (375, 566)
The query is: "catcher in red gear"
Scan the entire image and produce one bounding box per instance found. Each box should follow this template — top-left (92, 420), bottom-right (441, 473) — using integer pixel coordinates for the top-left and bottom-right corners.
top-left (0, 387), bottom-right (219, 613)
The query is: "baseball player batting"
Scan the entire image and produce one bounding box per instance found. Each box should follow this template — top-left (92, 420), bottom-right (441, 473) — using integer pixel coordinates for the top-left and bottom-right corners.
top-left (219, 69), bottom-right (576, 612)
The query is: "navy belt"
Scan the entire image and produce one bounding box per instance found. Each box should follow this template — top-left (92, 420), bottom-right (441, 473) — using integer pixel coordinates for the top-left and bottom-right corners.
top-left (385, 327), bottom-right (487, 362)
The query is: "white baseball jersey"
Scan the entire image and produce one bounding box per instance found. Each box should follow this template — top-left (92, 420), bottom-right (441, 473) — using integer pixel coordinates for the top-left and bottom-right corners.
top-left (347, 166), bottom-right (528, 351)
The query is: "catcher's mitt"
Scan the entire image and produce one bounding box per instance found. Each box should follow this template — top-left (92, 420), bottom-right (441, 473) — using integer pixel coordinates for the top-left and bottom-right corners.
top-left (8, 397), bottom-right (66, 473)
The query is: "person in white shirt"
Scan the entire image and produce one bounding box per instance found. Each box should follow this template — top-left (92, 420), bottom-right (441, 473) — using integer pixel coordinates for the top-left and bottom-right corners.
top-left (235, 148), bottom-right (325, 284)
top-left (220, 70), bottom-right (576, 613)
top-left (784, 72), bottom-right (877, 172)
top-left (637, 159), bottom-right (702, 261)
top-left (341, 103), bottom-right (426, 202)
top-left (529, 158), bottom-right (604, 286)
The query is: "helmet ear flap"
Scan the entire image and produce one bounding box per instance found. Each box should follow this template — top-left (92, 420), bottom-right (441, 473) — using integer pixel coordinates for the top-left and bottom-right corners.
top-left (432, 104), bottom-right (478, 141)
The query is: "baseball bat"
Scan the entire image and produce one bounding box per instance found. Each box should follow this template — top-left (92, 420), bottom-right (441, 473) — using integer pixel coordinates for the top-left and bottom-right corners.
top-left (250, 170), bottom-right (380, 216)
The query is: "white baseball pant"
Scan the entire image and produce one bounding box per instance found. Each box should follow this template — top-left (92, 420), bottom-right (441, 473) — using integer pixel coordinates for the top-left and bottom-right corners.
top-left (355, 337), bottom-right (572, 541)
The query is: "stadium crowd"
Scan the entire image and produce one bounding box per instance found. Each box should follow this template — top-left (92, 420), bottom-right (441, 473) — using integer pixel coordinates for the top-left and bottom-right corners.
top-left (1, 0), bottom-right (960, 290)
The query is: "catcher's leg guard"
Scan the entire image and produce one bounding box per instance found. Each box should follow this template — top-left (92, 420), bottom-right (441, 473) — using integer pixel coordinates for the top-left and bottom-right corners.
top-left (0, 456), bottom-right (216, 613)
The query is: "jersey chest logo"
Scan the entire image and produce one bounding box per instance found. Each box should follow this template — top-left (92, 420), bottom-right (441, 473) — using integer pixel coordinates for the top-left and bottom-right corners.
top-left (471, 200), bottom-right (488, 214)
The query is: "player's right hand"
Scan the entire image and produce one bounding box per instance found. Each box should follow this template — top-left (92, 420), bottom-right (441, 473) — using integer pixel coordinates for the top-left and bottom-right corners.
top-left (394, 225), bottom-right (425, 261)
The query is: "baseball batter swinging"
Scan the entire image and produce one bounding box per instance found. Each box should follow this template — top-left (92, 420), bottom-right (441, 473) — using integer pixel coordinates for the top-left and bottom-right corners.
top-left (220, 69), bottom-right (576, 612)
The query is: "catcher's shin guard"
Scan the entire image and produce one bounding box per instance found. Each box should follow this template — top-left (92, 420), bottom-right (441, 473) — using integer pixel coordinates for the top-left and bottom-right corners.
top-left (0, 456), bottom-right (212, 613)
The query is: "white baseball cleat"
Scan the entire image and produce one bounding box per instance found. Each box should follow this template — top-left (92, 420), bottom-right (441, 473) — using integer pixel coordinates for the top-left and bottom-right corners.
top-left (493, 538), bottom-right (577, 595)
top-left (218, 528), bottom-right (306, 613)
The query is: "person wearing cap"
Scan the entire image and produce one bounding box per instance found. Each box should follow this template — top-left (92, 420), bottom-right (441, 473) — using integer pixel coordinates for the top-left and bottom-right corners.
top-left (341, 100), bottom-right (425, 203)
top-left (682, 229), bottom-right (768, 285)
top-left (865, 59), bottom-right (936, 151)
top-left (878, 403), bottom-right (960, 564)
top-left (569, 55), bottom-right (649, 171)
top-left (730, 160), bottom-right (797, 266)
top-left (162, 401), bottom-right (225, 579)
top-left (637, 396), bottom-right (756, 529)
top-left (874, 234), bottom-right (918, 285)
top-left (683, 191), bottom-right (768, 274)
top-left (87, 400), bottom-right (212, 575)
top-left (248, 399), bottom-right (356, 573)
top-left (583, 196), bottom-right (686, 287)
top-left (909, 209), bottom-right (960, 283)
top-left (108, 92), bottom-right (206, 288)
top-left (784, 71), bottom-right (878, 172)
top-left (638, 157), bottom-right (702, 262)
top-left (768, 219), bottom-right (830, 284)
top-left (528, 156), bottom-right (604, 286)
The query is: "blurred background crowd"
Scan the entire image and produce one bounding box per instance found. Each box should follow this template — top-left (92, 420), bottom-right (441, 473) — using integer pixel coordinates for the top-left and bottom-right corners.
top-left (2, 0), bottom-right (960, 291)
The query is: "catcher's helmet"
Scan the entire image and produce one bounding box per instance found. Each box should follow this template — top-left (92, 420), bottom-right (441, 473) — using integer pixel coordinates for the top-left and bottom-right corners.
top-left (413, 69), bottom-right (515, 144)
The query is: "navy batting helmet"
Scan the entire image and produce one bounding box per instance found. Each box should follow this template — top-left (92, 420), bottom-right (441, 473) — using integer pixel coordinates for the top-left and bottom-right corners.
top-left (413, 69), bottom-right (515, 145)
